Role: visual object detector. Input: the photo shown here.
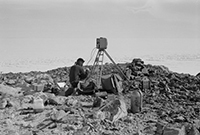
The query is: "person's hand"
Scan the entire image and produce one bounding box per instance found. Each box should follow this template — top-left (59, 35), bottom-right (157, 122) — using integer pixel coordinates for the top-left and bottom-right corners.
top-left (85, 68), bottom-right (90, 72)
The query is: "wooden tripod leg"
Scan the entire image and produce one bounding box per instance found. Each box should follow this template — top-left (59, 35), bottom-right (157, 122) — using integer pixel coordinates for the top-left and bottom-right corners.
top-left (97, 50), bottom-right (104, 88)
top-left (91, 50), bottom-right (100, 74)
top-left (85, 50), bottom-right (100, 81)
top-left (88, 50), bottom-right (105, 89)
top-left (104, 50), bottom-right (130, 82)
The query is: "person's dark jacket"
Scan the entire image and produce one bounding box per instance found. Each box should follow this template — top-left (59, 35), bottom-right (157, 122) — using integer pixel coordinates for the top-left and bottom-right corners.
top-left (69, 65), bottom-right (88, 88)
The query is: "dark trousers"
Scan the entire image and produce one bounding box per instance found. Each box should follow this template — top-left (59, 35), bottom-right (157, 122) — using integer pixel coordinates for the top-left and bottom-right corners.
top-left (65, 82), bottom-right (79, 96)
top-left (70, 82), bottom-right (79, 88)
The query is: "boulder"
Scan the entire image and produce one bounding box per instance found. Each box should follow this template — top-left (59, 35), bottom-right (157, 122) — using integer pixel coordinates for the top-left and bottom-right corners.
top-left (24, 76), bottom-right (34, 84)
top-left (162, 126), bottom-right (186, 135)
top-left (0, 84), bottom-right (23, 97)
top-left (95, 96), bottom-right (127, 122)
top-left (196, 72), bottom-right (200, 77)
top-left (194, 119), bottom-right (200, 129)
top-left (0, 98), bottom-right (7, 109)
top-left (5, 79), bottom-right (17, 85)
top-left (187, 125), bottom-right (200, 135)
top-left (50, 109), bottom-right (67, 121)
top-left (34, 73), bottom-right (54, 84)
top-left (158, 65), bottom-right (171, 74)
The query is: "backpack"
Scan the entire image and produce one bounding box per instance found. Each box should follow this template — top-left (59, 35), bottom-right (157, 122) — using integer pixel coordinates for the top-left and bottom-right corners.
top-left (101, 74), bottom-right (123, 94)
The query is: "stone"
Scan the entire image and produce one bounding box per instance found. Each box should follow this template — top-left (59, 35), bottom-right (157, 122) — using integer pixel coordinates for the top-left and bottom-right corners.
top-left (81, 102), bottom-right (93, 107)
top-left (187, 125), bottom-right (200, 135)
top-left (95, 92), bottom-right (108, 99)
top-left (5, 79), bottom-right (16, 85)
top-left (1, 58), bottom-right (200, 135)
top-left (0, 84), bottom-right (23, 97)
top-left (65, 97), bottom-right (78, 107)
top-left (163, 126), bottom-right (186, 135)
top-left (51, 109), bottom-right (67, 121)
top-left (24, 76), bottom-right (34, 84)
top-left (22, 95), bottom-right (34, 104)
top-left (141, 67), bottom-right (149, 75)
top-left (99, 96), bottom-right (128, 122)
top-left (94, 110), bottom-right (106, 121)
top-left (0, 98), bottom-right (7, 109)
top-left (155, 123), bottom-right (164, 135)
top-left (125, 68), bottom-right (132, 80)
top-left (174, 116), bottom-right (186, 123)
top-left (35, 73), bottom-right (54, 84)
top-left (112, 97), bottom-right (127, 122)
top-left (194, 120), bottom-right (200, 128)
top-left (158, 65), bottom-right (171, 74)
top-left (93, 97), bottom-right (102, 107)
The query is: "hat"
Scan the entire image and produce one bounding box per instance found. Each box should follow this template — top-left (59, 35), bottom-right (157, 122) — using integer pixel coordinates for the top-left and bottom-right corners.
top-left (77, 58), bottom-right (85, 63)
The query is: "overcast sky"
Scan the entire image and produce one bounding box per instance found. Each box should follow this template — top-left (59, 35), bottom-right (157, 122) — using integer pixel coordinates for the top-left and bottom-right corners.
top-left (0, 0), bottom-right (200, 73)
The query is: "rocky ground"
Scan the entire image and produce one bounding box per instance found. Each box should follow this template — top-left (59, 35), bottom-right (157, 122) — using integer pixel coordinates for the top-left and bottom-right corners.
top-left (0, 58), bottom-right (200, 135)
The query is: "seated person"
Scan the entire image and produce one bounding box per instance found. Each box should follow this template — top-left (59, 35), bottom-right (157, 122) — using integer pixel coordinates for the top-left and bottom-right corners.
top-left (69, 58), bottom-right (89, 88)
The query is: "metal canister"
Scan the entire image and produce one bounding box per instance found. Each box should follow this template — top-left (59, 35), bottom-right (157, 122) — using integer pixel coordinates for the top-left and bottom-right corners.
top-left (131, 88), bottom-right (143, 114)
top-left (142, 76), bottom-right (150, 90)
top-left (33, 97), bottom-right (44, 110)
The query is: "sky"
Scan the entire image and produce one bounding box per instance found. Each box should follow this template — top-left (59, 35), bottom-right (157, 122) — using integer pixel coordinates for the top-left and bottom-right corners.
top-left (0, 0), bottom-right (200, 74)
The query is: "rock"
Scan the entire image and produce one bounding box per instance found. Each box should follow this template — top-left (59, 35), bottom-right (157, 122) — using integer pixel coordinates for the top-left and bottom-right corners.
top-left (5, 79), bottom-right (17, 85)
top-left (174, 116), bottom-right (186, 123)
top-left (98, 96), bottom-right (128, 122)
top-left (51, 129), bottom-right (60, 134)
top-left (125, 68), bottom-right (133, 80)
top-left (81, 102), bottom-right (93, 107)
top-left (95, 92), bottom-right (108, 99)
top-left (0, 84), bottom-right (23, 97)
top-left (1, 58), bottom-right (200, 135)
top-left (194, 119), bottom-right (200, 129)
top-left (54, 96), bottom-right (68, 105)
top-left (141, 66), bottom-right (149, 75)
top-left (187, 125), bottom-right (200, 135)
top-left (24, 76), bottom-right (34, 84)
top-left (24, 73), bottom-right (55, 93)
top-left (21, 93), bottom-right (45, 110)
top-left (51, 109), bottom-right (67, 120)
top-left (94, 110), bottom-right (107, 121)
top-left (0, 98), bottom-right (7, 109)
top-left (45, 98), bottom-right (59, 106)
top-left (93, 97), bottom-right (102, 107)
top-left (65, 97), bottom-right (78, 107)
top-left (158, 65), bottom-right (171, 74)
top-left (22, 95), bottom-right (34, 104)
top-left (34, 73), bottom-right (54, 84)
top-left (162, 126), bottom-right (186, 135)
top-left (155, 123), bottom-right (165, 135)
top-left (133, 131), bottom-right (144, 135)
top-left (196, 72), bottom-right (200, 77)
top-left (132, 58), bottom-right (144, 65)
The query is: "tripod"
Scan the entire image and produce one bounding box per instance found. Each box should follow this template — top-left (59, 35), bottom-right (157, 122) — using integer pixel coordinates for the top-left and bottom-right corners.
top-left (90, 48), bottom-right (129, 88)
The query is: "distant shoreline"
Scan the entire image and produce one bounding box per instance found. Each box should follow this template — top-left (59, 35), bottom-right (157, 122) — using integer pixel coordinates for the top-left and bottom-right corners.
top-left (1, 59), bottom-right (199, 76)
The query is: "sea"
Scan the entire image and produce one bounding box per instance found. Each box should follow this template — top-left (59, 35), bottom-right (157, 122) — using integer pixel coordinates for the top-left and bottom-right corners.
top-left (0, 39), bottom-right (200, 75)
top-left (1, 52), bottom-right (199, 76)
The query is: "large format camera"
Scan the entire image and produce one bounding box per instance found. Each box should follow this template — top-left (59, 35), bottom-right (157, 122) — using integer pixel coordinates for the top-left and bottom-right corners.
top-left (96, 37), bottom-right (107, 50)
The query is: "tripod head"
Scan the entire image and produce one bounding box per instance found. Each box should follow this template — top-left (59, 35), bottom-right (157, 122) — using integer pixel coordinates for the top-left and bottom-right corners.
top-left (96, 37), bottom-right (107, 50)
